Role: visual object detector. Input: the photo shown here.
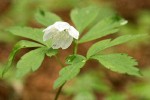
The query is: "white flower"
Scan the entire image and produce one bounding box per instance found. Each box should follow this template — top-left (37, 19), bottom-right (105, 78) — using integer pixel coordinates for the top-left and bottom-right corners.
top-left (43, 21), bottom-right (79, 49)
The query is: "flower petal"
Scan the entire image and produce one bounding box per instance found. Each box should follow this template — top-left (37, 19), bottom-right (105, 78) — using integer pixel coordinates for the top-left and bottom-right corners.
top-left (43, 25), bottom-right (53, 32)
top-left (51, 32), bottom-right (62, 49)
top-left (51, 31), bottom-right (73, 49)
top-left (61, 36), bottom-right (73, 49)
top-left (43, 21), bottom-right (79, 49)
top-left (43, 26), bottom-right (58, 41)
top-left (54, 21), bottom-right (70, 31)
top-left (68, 26), bottom-right (79, 39)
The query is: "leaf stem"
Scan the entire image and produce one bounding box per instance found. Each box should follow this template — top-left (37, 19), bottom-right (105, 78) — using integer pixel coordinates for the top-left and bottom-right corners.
top-left (55, 55), bottom-right (64, 67)
top-left (54, 82), bottom-right (65, 100)
top-left (73, 40), bottom-right (78, 54)
top-left (54, 55), bottom-right (65, 100)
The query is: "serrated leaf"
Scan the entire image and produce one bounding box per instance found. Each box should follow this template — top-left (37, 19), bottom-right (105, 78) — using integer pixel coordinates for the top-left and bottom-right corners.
top-left (54, 63), bottom-right (84, 89)
top-left (35, 10), bottom-right (62, 26)
top-left (109, 34), bottom-right (147, 46)
top-left (6, 26), bottom-right (45, 45)
top-left (71, 6), bottom-right (99, 33)
top-left (2, 40), bottom-right (43, 76)
top-left (87, 34), bottom-right (145, 58)
top-left (92, 53), bottom-right (141, 76)
top-left (87, 39), bottom-right (111, 58)
top-left (79, 16), bottom-right (127, 43)
top-left (16, 47), bottom-right (47, 78)
top-left (54, 55), bottom-right (86, 89)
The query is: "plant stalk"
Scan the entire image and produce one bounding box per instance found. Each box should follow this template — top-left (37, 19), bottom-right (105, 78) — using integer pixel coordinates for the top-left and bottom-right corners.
top-left (54, 40), bottom-right (78, 100)
top-left (54, 83), bottom-right (65, 100)
top-left (55, 55), bottom-right (64, 68)
top-left (73, 40), bottom-right (78, 54)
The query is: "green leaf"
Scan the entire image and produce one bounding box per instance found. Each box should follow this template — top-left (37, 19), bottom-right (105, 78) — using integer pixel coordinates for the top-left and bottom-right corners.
top-left (104, 93), bottom-right (127, 100)
top-left (54, 55), bottom-right (86, 89)
top-left (87, 39), bottom-right (111, 58)
top-left (79, 16), bottom-right (127, 43)
top-left (73, 92), bottom-right (96, 100)
top-left (0, 64), bottom-right (16, 80)
top-left (16, 47), bottom-right (47, 78)
top-left (66, 55), bottom-right (86, 64)
top-left (7, 26), bottom-right (45, 45)
top-left (46, 48), bottom-right (58, 57)
top-left (35, 10), bottom-right (62, 26)
top-left (109, 34), bottom-right (147, 46)
top-left (92, 53), bottom-right (141, 76)
top-left (64, 71), bottom-right (109, 95)
top-left (71, 6), bottom-right (99, 33)
top-left (2, 40), bottom-right (43, 76)
top-left (80, 72), bottom-right (109, 92)
top-left (87, 34), bottom-right (145, 58)
top-left (128, 83), bottom-right (150, 99)
top-left (0, 31), bottom-right (16, 43)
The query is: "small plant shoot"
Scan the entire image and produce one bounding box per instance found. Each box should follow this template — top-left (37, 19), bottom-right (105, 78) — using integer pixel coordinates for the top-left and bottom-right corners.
top-left (2, 6), bottom-right (145, 100)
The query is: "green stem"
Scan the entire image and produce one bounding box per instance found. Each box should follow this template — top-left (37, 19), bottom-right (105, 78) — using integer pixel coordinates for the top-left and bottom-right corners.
top-left (73, 40), bottom-right (78, 54)
top-left (54, 83), bottom-right (65, 100)
top-left (54, 40), bottom-right (78, 100)
top-left (55, 55), bottom-right (64, 68)
top-left (54, 55), bottom-right (65, 100)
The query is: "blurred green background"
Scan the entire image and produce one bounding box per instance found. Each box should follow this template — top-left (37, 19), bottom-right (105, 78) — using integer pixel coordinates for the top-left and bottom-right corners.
top-left (0, 0), bottom-right (150, 100)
